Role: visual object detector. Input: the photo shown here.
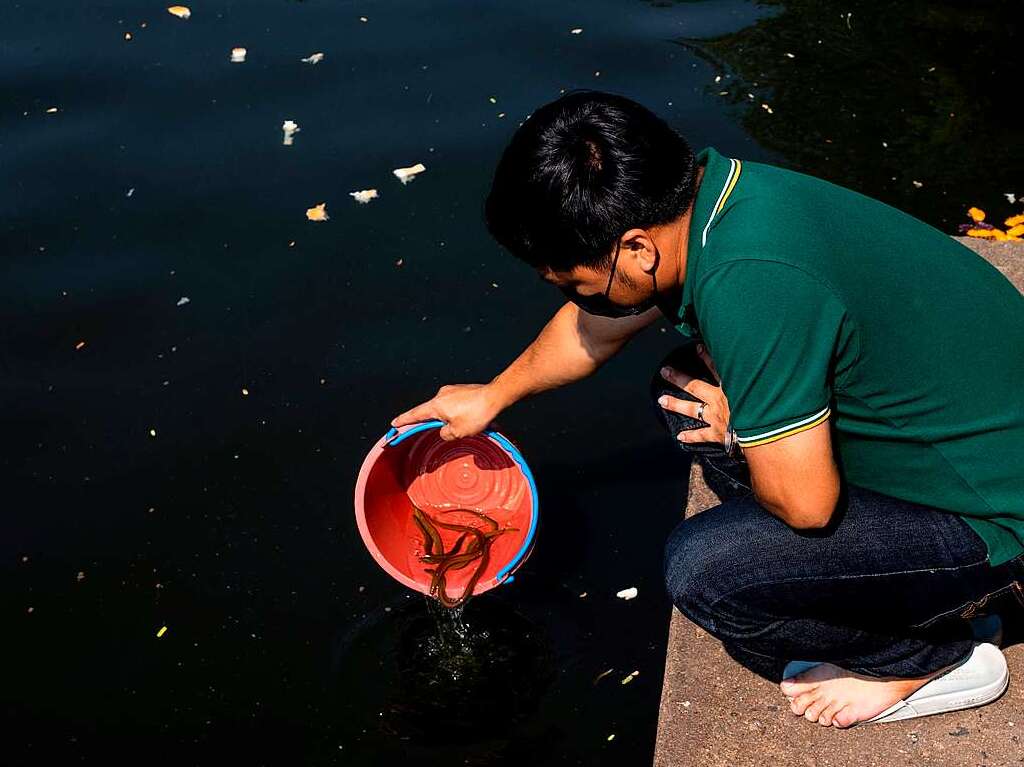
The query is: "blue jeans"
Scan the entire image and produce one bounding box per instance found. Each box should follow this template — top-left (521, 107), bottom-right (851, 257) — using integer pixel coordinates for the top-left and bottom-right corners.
top-left (653, 342), bottom-right (1024, 682)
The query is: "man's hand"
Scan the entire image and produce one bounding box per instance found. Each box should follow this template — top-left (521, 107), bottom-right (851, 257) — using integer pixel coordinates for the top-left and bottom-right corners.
top-left (390, 383), bottom-right (503, 441)
top-left (657, 343), bottom-right (732, 447)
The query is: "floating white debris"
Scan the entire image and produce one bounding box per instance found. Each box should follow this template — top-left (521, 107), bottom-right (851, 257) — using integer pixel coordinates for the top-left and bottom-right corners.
top-left (126, 187), bottom-right (135, 198)
top-left (349, 188), bottom-right (379, 204)
top-left (149, 428), bottom-right (157, 437)
top-left (359, 16), bottom-right (368, 22)
top-left (784, 52), bottom-right (795, 58)
top-left (176, 296), bottom-right (190, 306)
top-left (616, 587), bottom-right (638, 600)
top-left (306, 202), bottom-right (329, 221)
top-left (282, 119), bottom-right (300, 146)
top-left (46, 107), bottom-right (58, 114)
top-left (607, 734), bottom-right (616, 742)
top-left (912, 180), bottom-right (924, 188)
top-left (621, 670), bottom-right (639, 685)
top-left (392, 163), bottom-right (426, 185)
top-left (1005, 193), bottom-right (1017, 204)
top-left (570, 27), bottom-right (583, 34)
top-left (761, 103), bottom-right (774, 114)
top-left (301, 52), bottom-right (325, 64)
top-left (167, 5), bottom-right (190, 19)
top-left (230, 47), bottom-right (247, 63)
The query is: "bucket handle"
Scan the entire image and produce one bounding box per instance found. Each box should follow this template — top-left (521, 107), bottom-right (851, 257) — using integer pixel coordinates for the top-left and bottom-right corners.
top-left (383, 419), bottom-right (446, 447)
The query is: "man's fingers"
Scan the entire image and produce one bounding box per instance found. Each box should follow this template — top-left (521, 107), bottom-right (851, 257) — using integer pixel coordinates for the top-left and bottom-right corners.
top-left (677, 426), bottom-right (716, 443)
top-left (686, 377), bottom-right (722, 402)
top-left (657, 394), bottom-right (700, 418)
top-left (390, 401), bottom-right (439, 428)
top-left (661, 365), bottom-right (721, 401)
top-left (660, 365), bottom-right (693, 388)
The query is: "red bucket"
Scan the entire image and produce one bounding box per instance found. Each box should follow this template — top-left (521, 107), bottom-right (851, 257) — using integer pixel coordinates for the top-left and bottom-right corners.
top-left (354, 420), bottom-right (538, 600)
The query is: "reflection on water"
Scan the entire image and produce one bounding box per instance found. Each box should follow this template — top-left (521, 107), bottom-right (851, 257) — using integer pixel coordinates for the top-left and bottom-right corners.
top-left (671, 0), bottom-right (1024, 232)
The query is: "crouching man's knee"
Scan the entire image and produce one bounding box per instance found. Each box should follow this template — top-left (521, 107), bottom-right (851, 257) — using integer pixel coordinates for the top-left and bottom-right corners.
top-left (662, 507), bottom-right (767, 639)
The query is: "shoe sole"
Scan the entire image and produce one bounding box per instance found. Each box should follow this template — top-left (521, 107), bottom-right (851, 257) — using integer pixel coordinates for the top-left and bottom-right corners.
top-left (867, 645), bottom-right (1009, 724)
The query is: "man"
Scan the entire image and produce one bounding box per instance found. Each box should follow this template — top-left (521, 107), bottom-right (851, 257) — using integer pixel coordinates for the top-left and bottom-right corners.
top-left (390, 89), bottom-right (1024, 728)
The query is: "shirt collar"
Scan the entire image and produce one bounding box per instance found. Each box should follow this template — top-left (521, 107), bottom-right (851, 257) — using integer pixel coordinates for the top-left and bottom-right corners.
top-left (675, 146), bottom-right (741, 329)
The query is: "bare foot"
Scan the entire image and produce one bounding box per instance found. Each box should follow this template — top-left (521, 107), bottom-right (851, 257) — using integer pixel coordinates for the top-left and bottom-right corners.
top-left (779, 663), bottom-right (948, 728)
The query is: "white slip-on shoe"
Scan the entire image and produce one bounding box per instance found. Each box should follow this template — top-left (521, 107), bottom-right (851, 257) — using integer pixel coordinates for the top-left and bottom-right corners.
top-left (782, 640), bottom-right (1009, 726)
top-left (865, 642), bottom-right (1008, 724)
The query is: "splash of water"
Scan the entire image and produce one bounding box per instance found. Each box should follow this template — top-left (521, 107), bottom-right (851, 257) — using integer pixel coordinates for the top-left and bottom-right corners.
top-left (422, 597), bottom-right (493, 682)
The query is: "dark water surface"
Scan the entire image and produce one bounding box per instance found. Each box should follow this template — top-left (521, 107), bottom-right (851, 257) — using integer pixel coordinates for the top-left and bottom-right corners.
top-left (3, 1), bottom-right (1019, 765)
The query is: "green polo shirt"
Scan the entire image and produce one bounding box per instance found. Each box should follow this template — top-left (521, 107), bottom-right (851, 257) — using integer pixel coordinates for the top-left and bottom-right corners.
top-left (672, 146), bottom-right (1024, 565)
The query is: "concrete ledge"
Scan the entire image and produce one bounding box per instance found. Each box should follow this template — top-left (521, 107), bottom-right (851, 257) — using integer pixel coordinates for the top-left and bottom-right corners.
top-left (654, 238), bottom-right (1024, 766)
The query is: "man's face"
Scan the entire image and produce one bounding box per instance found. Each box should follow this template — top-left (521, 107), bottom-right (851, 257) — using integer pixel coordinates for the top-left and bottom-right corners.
top-left (536, 235), bottom-right (661, 317)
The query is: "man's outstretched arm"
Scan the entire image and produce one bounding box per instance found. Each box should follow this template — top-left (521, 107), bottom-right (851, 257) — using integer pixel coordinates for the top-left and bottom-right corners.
top-left (488, 302), bottom-right (661, 409)
top-left (391, 302), bottom-right (661, 439)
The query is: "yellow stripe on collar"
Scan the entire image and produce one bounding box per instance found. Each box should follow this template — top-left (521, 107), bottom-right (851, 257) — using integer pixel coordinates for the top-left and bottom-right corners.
top-left (700, 158), bottom-right (742, 248)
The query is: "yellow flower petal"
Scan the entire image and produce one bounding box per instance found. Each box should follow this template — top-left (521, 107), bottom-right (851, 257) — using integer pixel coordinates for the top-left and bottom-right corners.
top-left (306, 202), bottom-right (329, 222)
top-left (992, 229), bottom-right (1009, 241)
top-left (167, 5), bottom-right (191, 19)
top-left (966, 228), bottom-right (997, 238)
top-left (1006, 224), bottom-right (1024, 237)
top-left (1004, 214), bottom-right (1024, 228)
top-left (967, 207), bottom-right (986, 222)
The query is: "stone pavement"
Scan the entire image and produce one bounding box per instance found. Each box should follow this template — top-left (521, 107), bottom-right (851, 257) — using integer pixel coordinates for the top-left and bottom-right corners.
top-left (654, 238), bottom-right (1024, 766)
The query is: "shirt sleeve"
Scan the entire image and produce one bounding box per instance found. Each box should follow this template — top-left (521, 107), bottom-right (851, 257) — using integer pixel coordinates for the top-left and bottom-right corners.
top-left (695, 259), bottom-right (848, 448)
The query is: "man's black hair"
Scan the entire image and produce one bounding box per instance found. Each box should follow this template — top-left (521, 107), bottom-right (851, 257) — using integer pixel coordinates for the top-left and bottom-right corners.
top-left (483, 89), bottom-right (697, 273)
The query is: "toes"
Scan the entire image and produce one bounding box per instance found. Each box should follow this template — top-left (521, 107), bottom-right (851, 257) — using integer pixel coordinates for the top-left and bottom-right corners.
top-left (804, 697), bottom-right (829, 724)
top-left (817, 702), bottom-right (840, 727)
top-left (790, 692), bottom-right (817, 717)
top-left (780, 674), bottom-right (819, 697)
top-left (831, 706), bottom-right (856, 729)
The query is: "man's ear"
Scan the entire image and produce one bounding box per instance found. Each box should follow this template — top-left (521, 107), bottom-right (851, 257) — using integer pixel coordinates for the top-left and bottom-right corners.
top-left (634, 233), bottom-right (660, 274)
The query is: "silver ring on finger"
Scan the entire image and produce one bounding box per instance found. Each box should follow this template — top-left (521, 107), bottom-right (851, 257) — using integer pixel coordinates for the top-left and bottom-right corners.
top-left (696, 401), bottom-right (707, 421)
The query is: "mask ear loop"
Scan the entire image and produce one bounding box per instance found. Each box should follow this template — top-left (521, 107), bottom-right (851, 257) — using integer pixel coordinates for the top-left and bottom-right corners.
top-left (602, 237), bottom-right (623, 301)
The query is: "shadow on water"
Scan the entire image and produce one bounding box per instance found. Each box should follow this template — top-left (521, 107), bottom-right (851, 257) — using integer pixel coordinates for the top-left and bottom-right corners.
top-left (667, 0), bottom-right (1024, 232)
